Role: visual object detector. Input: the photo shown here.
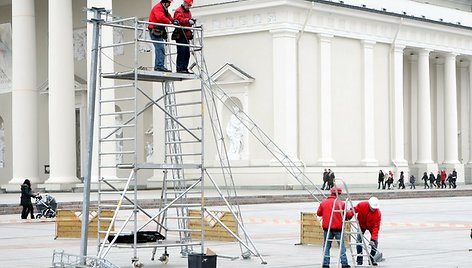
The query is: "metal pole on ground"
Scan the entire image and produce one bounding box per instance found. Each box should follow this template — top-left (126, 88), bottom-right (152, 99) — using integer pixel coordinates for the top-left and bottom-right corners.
top-left (80, 7), bottom-right (104, 264)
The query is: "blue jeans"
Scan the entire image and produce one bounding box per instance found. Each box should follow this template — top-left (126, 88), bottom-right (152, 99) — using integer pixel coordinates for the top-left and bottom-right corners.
top-left (356, 230), bottom-right (377, 264)
top-left (323, 230), bottom-right (349, 266)
top-left (149, 30), bottom-right (166, 69)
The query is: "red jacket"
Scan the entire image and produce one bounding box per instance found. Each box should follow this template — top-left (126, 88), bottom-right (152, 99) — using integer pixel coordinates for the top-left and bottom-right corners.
top-left (173, 5), bottom-right (193, 39)
top-left (354, 201), bottom-right (381, 240)
top-left (317, 196), bottom-right (352, 230)
top-left (148, 2), bottom-right (173, 29)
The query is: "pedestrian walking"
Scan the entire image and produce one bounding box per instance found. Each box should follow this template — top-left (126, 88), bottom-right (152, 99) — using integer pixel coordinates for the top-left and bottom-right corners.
top-left (422, 172), bottom-right (430, 189)
top-left (317, 186), bottom-right (352, 268)
top-left (386, 171), bottom-right (394, 190)
top-left (398, 171), bottom-right (406, 189)
top-left (377, 170), bottom-right (384, 190)
top-left (428, 172), bottom-right (436, 189)
top-left (353, 197), bottom-right (382, 266)
top-left (435, 171), bottom-right (441, 189)
top-left (452, 169), bottom-right (458, 188)
top-left (440, 170), bottom-right (447, 188)
top-left (328, 169), bottom-right (335, 189)
top-left (409, 175), bottom-right (416, 189)
top-left (321, 169), bottom-right (329, 190)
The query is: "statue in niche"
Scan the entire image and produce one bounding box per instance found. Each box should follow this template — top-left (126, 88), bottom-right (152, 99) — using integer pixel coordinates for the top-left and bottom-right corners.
top-left (115, 115), bottom-right (123, 163)
top-left (145, 142), bottom-right (154, 163)
top-left (226, 108), bottom-right (243, 160)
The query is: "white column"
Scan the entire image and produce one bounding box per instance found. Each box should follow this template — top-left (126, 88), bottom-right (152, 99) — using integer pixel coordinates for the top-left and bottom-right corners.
top-left (435, 57), bottom-right (445, 164)
top-left (443, 53), bottom-right (459, 164)
top-left (270, 28), bottom-right (299, 163)
top-left (469, 60), bottom-right (472, 164)
top-left (45, 0), bottom-right (80, 186)
top-left (8, 0), bottom-right (39, 185)
top-left (317, 34), bottom-right (335, 166)
top-left (416, 49), bottom-right (433, 164)
top-left (360, 40), bottom-right (378, 166)
top-left (409, 54), bottom-right (418, 163)
top-left (391, 45), bottom-right (408, 166)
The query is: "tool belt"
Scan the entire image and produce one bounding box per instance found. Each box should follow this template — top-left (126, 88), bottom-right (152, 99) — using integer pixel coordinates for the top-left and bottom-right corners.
top-left (150, 27), bottom-right (167, 39)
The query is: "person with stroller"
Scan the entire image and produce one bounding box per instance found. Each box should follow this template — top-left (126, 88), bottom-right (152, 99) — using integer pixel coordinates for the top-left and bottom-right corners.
top-left (20, 179), bottom-right (38, 219)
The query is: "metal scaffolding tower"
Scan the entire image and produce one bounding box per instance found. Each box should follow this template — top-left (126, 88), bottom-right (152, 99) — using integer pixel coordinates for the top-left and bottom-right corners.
top-left (66, 8), bottom-right (268, 268)
top-left (57, 6), bottom-right (367, 268)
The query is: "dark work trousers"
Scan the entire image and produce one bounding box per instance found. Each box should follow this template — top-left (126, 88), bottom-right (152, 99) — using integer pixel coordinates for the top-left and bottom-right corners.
top-left (176, 35), bottom-right (190, 72)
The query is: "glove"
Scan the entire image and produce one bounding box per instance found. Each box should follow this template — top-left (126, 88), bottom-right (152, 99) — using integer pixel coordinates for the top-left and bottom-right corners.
top-left (173, 19), bottom-right (180, 25)
top-left (189, 18), bottom-right (196, 25)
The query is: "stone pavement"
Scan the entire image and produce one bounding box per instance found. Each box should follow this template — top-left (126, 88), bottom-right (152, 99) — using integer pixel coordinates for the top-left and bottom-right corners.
top-left (0, 186), bottom-right (471, 267)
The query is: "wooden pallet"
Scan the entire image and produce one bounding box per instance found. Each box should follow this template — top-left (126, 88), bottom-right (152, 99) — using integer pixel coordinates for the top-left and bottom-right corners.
top-left (55, 209), bottom-right (114, 238)
top-left (189, 210), bottom-right (238, 241)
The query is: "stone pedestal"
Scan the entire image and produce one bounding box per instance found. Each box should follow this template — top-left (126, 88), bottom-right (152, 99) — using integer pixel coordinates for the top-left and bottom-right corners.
top-left (410, 163), bottom-right (438, 182)
top-left (464, 164), bottom-right (472, 185)
top-left (440, 163), bottom-right (464, 185)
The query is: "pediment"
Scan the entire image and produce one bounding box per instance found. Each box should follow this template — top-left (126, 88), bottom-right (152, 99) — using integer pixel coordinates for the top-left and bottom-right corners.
top-left (39, 75), bottom-right (87, 94)
top-left (211, 63), bottom-right (254, 86)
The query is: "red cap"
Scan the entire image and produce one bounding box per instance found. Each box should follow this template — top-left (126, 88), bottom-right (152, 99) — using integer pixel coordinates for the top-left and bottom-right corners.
top-left (330, 186), bottom-right (342, 195)
top-left (184, 0), bottom-right (193, 5)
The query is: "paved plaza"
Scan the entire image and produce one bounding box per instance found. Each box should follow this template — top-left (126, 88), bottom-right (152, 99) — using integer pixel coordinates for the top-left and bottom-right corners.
top-left (0, 189), bottom-right (471, 268)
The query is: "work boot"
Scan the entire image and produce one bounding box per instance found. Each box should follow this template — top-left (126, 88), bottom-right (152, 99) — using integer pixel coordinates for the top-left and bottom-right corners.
top-left (341, 265), bottom-right (351, 268)
top-left (154, 66), bottom-right (170, 72)
top-left (322, 265), bottom-right (329, 268)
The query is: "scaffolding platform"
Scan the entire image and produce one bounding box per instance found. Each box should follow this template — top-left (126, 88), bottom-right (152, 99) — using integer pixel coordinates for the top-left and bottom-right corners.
top-left (102, 69), bottom-right (197, 82)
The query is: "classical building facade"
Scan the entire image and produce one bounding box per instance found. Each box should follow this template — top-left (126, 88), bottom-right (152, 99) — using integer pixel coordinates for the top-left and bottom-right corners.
top-left (0, 0), bottom-right (471, 191)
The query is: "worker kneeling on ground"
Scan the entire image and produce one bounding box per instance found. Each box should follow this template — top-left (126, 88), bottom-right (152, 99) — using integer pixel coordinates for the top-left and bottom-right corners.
top-left (353, 197), bottom-right (382, 266)
top-left (317, 186), bottom-right (352, 268)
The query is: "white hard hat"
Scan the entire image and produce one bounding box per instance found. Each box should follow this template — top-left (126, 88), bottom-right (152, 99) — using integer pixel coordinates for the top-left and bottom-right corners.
top-left (368, 197), bottom-right (380, 209)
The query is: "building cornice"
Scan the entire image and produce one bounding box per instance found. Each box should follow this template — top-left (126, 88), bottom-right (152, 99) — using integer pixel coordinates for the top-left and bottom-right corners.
top-left (194, 0), bottom-right (472, 55)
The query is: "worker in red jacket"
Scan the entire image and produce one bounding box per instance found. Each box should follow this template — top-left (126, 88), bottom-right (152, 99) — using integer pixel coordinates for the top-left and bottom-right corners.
top-left (354, 197), bottom-right (382, 266)
top-left (149, 0), bottom-right (174, 72)
top-left (173, 0), bottom-right (195, 73)
top-left (317, 186), bottom-right (352, 268)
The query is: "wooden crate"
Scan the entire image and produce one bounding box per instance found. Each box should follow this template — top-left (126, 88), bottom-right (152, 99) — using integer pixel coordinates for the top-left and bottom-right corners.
top-left (300, 212), bottom-right (350, 246)
top-left (189, 210), bottom-right (238, 241)
top-left (55, 209), bottom-right (114, 239)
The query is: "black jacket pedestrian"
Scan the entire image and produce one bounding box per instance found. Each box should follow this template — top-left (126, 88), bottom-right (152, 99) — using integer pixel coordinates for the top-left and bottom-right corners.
top-left (20, 179), bottom-right (37, 219)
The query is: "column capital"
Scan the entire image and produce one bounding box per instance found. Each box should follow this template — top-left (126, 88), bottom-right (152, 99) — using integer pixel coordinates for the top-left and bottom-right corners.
top-left (361, 39), bottom-right (376, 47)
top-left (433, 56), bottom-right (445, 65)
top-left (392, 44), bottom-right (406, 52)
top-left (318, 33), bottom-right (334, 42)
top-left (458, 58), bottom-right (470, 68)
top-left (269, 28), bottom-right (299, 38)
top-left (417, 48), bottom-right (433, 57)
top-left (445, 52), bottom-right (459, 58)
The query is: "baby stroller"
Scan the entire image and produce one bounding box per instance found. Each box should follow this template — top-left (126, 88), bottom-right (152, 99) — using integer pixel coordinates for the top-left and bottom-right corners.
top-left (35, 194), bottom-right (57, 219)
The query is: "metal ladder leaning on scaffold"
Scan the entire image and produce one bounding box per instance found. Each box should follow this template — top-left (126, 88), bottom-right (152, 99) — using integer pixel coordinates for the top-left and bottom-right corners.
top-left (188, 30), bottom-right (327, 205)
top-left (323, 178), bottom-right (373, 268)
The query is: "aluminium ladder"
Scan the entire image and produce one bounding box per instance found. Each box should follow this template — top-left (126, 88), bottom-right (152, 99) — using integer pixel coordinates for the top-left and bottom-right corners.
top-left (323, 178), bottom-right (373, 268)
